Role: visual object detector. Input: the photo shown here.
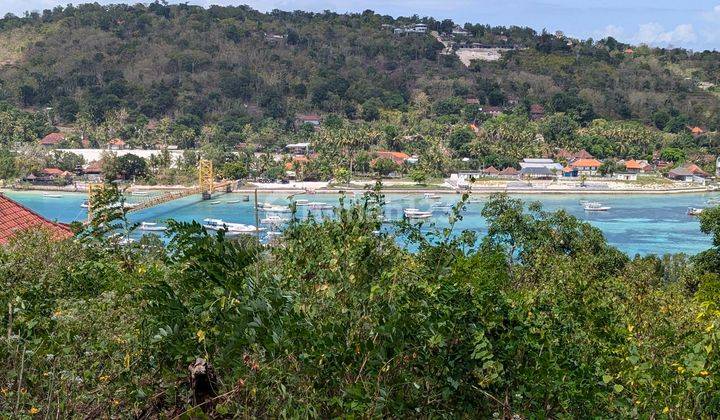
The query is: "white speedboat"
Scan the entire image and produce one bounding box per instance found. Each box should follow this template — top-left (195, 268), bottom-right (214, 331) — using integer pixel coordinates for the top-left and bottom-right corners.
top-left (81, 200), bottom-right (89, 209)
top-left (210, 200), bottom-right (222, 205)
top-left (261, 215), bottom-right (289, 225)
top-left (294, 199), bottom-right (309, 206)
top-left (203, 218), bottom-right (264, 234)
top-left (308, 202), bottom-right (333, 210)
top-left (424, 193), bottom-right (441, 200)
top-left (688, 207), bottom-right (704, 216)
top-left (43, 193), bottom-right (62, 198)
top-left (226, 200), bottom-right (240, 204)
top-left (131, 191), bottom-right (149, 196)
top-left (583, 202), bottom-right (611, 211)
top-left (139, 222), bottom-right (167, 231)
top-left (404, 208), bottom-right (432, 219)
top-left (259, 204), bottom-right (291, 213)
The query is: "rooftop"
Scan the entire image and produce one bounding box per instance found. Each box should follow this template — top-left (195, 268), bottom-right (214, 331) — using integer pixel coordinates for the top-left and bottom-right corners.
top-left (0, 194), bottom-right (73, 244)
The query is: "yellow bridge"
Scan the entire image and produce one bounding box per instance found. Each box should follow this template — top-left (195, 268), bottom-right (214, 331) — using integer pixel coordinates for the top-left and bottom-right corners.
top-left (88, 159), bottom-right (235, 222)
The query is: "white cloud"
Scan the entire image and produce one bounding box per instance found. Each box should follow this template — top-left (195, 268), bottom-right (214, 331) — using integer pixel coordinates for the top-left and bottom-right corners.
top-left (595, 24), bottom-right (625, 39)
top-left (634, 22), bottom-right (696, 45)
top-left (702, 4), bottom-right (720, 22)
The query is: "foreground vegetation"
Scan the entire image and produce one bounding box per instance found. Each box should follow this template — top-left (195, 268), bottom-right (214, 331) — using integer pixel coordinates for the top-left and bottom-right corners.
top-left (2, 190), bottom-right (720, 417)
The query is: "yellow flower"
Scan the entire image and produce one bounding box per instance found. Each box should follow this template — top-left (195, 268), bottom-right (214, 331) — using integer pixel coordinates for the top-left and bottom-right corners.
top-left (99, 375), bottom-right (111, 382)
top-left (112, 399), bottom-right (120, 406)
top-left (627, 324), bottom-right (634, 333)
top-left (196, 329), bottom-right (206, 342)
top-left (663, 406), bottom-right (669, 414)
top-left (700, 370), bottom-right (710, 377)
top-left (29, 407), bottom-right (40, 415)
top-left (677, 366), bottom-right (686, 374)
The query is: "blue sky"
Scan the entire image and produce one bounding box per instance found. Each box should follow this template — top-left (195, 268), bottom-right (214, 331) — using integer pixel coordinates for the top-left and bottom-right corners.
top-left (3, 1), bottom-right (720, 50)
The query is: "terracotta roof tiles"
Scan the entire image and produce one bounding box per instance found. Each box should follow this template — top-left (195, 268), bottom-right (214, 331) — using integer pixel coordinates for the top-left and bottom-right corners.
top-left (0, 194), bottom-right (73, 244)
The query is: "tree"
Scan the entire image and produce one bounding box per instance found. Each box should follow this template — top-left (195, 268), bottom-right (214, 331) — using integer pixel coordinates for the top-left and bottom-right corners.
top-left (660, 147), bottom-right (686, 163)
top-left (371, 157), bottom-right (398, 176)
top-left (117, 154), bottom-right (148, 180)
top-left (409, 169), bottom-right (428, 185)
top-left (221, 160), bottom-right (249, 180)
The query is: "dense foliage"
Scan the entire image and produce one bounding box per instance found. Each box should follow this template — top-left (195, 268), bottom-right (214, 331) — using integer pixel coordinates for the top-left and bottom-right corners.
top-left (2, 192), bottom-right (720, 416)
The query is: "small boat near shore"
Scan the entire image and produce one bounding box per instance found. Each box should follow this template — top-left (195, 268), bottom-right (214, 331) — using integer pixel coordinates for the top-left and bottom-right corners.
top-left (583, 202), bottom-right (611, 212)
top-left (404, 208), bottom-right (432, 219)
top-left (424, 193), bottom-right (441, 200)
top-left (43, 193), bottom-right (62, 198)
top-left (688, 207), bottom-right (704, 216)
top-left (139, 222), bottom-right (167, 231)
top-left (308, 202), bottom-right (333, 210)
top-left (203, 218), bottom-right (265, 234)
top-left (131, 191), bottom-right (150, 196)
top-left (294, 199), bottom-right (309, 206)
top-left (261, 215), bottom-right (289, 225)
top-left (81, 200), bottom-right (89, 209)
top-left (226, 200), bottom-right (240, 204)
top-left (258, 202), bottom-right (292, 212)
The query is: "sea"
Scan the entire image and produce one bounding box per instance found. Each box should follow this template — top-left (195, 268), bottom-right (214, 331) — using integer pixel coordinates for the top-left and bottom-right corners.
top-left (5, 190), bottom-right (717, 256)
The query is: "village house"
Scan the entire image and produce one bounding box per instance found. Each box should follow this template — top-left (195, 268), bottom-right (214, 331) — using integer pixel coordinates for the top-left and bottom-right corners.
top-left (498, 167), bottom-right (519, 177)
top-left (295, 113), bottom-right (321, 128)
top-left (520, 158), bottom-right (563, 172)
top-left (284, 155), bottom-right (311, 179)
top-left (393, 23), bottom-right (428, 35)
top-left (622, 159), bottom-right (647, 173)
top-left (667, 163), bottom-right (709, 183)
top-left (561, 166), bottom-right (578, 177)
top-left (615, 173), bottom-right (638, 181)
top-left (481, 166), bottom-right (500, 176)
top-left (690, 126), bottom-right (706, 136)
top-left (570, 158), bottom-right (602, 175)
top-left (452, 25), bottom-right (468, 36)
top-left (374, 150), bottom-right (411, 166)
top-left (107, 138), bottom-right (127, 150)
top-left (530, 104), bottom-right (545, 120)
top-left (285, 142), bottom-right (311, 155)
top-left (39, 132), bottom-right (65, 148)
top-left (23, 168), bottom-right (73, 185)
top-left (0, 194), bottom-right (73, 245)
top-left (83, 160), bottom-right (103, 181)
top-left (479, 106), bottom-right (503, 117)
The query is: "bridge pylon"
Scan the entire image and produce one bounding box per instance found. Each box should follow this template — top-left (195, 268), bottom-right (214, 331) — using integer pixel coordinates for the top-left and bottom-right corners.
top-left (198, 159), bottom-right (214, 200)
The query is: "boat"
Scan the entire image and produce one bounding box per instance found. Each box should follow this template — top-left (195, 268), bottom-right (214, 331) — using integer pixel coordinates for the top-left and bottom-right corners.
top-left (294, 199), bottom-right (309, 206)
top-left (131, 191), bottom-right (149, 196)
top-left (308, 202), bottom-right (333, 210)
top-left (139, 222), bottom-right (167, 232)
top-left (43, 193), bottom-right (62, 198)
top-left (583, 202), bottom-right (611, 211)
top-left (81, 200), bottom-right (89, 209)
top-left (261, 215), bottom-right (289, 225)
top-left (226, 199), bottom-right (240, 204)
top-left (688, 207), bottom-right (704, 216)
top-left (242, 195), bottom-right (250, 202)
top-left (424, 193), bottom-right (441, 200)
top-left (202, 218), bottom-right (265, 234)
top-left (404, 208), bottom-right (433, 219)
top-left (259, 204), bottom-right (292, 213)
top-left (210, 200), bottom-right (222, 205)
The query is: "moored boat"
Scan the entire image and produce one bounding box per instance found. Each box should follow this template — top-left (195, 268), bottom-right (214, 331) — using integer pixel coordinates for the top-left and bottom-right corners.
top-left (139, 221), bottom-right (167, 231)
top-left (424, 193), bottom-right (441, 200)
top-left (583, 202), bottom-right (611, 211)
top-left (203, 218), bottom-right (265, 233)
top-left (261, 215), bottom-right (289, 225)
top-left (688, 207), bottom-right (704, 216)
top-left (43, 193), bottom-right (62, 198)
top-left (404, 208), bottom-right (432, 219)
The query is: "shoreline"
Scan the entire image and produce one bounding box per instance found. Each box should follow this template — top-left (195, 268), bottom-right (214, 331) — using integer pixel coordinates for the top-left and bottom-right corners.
top-left (4, 184), bottom-right (714, 196)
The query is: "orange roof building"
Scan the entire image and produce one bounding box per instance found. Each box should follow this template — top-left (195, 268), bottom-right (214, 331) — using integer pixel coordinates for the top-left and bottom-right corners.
top-left (375, 151), bottom-right (410, 166)
top-left (624, 160), bottom-right (643, 171)
top-left (690, 126), bottom-right (706, 135)
top-left (571, 158), bottom-right (602, 168)
top-left (40, 133), bottom-right (65, 146)
top-left (0, 194), bottom-right (73, 244)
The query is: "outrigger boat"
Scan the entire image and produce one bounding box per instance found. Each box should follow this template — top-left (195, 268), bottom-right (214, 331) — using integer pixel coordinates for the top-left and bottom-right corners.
top-left (261, 215), bottom-right (289, 225)
top-left (424, 193), bottom-right (441, 200)
top-left (583, 202), bottom-right (611, 212)
top-left (688, 207), bottom-right (704, 216)
top-left (203, 218), bottom-right (265, 234)
top-left (404, 208), bottom-right (432, 219)
top-left (308, 202), bottom-right (333, 210)
top-left (139, 222), bottom-right (167, 231)
top-left (43, 193), bottom-right (62, 198)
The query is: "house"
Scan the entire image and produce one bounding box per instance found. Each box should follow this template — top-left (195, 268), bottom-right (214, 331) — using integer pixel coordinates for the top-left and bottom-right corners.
top-left (452, 25), bottom-right (468, 36)
top-left (284, 155), bottom-right (311, 178)
top-left (530, 104), bottom-right (545, 120)
top-left (519, 158), bottom-right (563, 172)
top-left (375, 151), bottom-right (411, 166)
top-left (107, 138), bottom-right (126, 150)
top-left (616, 173), bottom-right (638, 181)
top-left (482, 166), bottom-right (500, 176)
top-left (498, 167), bottom-right (519, 177)
top-left (83, 161), bottom-right (103, 181)
top-left (23, 168), bottom-right (73, 185)
top-left (411, 23), bottom-right (428, 33)
top-left (295, 114), bottom-right (321, 128)
top-left (479, 106), bottom-right (504, 117)
top-left (40, 133), bottom-right (65, 148)
top-left (562, 166), bottom-right (578, 177)
top-left (286, 142), bottom-right (311, 155)
top-left (570, 158), bottom-right (602, 175)
top-left (0, 194), bottom-right (73, 244)
top-left (623, 159), bottom-right (644, 173)
top-left (520, 166), bottom-right (554, 179)
top-left (668, 164), bottom-right (708, 182)
top-left (624, 48), bottom-right (634, 55)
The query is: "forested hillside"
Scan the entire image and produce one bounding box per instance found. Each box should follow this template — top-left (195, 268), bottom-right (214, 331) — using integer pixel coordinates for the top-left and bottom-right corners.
top-left (0, 2), bottom-right (719, 131)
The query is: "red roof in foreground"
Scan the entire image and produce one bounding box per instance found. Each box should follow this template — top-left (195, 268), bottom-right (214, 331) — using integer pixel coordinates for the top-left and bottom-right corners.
top-left (0, 194), bottom-right (73, 244)
top-left (40, 133), bottom-right (65, 145)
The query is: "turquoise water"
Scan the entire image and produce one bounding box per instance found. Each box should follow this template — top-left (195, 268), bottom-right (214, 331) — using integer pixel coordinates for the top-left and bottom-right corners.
top-left (5, 190), bottom-right (717, 256)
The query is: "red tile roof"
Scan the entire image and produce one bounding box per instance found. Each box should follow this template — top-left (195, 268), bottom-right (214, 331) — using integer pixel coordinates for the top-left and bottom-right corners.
top-left (574, 149), bottom-right (594, 159)
top-left (40, 133), bottom-right (65, 146)
top-left (690, 126), bottom-right (705, 135)
top-left (498, 167), bottom-right (518, 175)
top-left (42, 168), bottom-right (65, 176)
top-left (376, 150), bottom-right (410, 164)
top-left (482, 166), bottom-right (499, 174)
top-left (571, 158), bottom-right (602, 168)
top-left (624, 160), bottom-right (643, 170)
top-left (530, 104), bottom-right (545, 113)
top-left (108, 138), bottom-right (126, 146)
top-left (0, 194), bottom-right (73, 244)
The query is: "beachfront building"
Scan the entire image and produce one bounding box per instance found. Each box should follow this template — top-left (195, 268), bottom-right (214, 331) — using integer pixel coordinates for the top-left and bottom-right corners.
top-left (668, 163), bottom-right (709, 183)
top-left (520, 166), bottom-right (554, 179)
top-left (40, 133), bottom-right (65, 148)
top-left (482, 166), bottom-right (500, 176)
top-left (570, 158), bottom-right (602, 176)
top-left (616, 173), bottom-right (638, 181)
top-left (374, 150), bottom-right (412, 166)
top-left (561, 166), bottom-right (578, 177)
top-left (519, 158), bottom-right (563, 173)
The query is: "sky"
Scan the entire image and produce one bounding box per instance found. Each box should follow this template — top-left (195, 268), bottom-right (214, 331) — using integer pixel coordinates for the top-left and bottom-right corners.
top-left (2, 1), bottom-right (720, 51)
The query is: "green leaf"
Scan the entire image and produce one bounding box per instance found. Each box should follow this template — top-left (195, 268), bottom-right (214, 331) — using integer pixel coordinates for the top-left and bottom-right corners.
top-left (602, 375), bottom-right (613, 384)
top-left (613, 384), bottom-right (624, 393)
